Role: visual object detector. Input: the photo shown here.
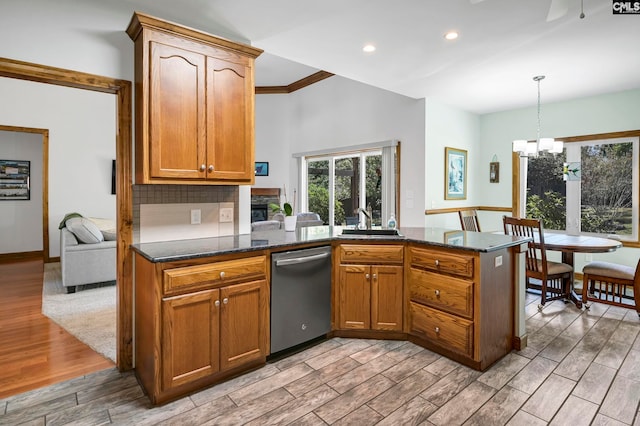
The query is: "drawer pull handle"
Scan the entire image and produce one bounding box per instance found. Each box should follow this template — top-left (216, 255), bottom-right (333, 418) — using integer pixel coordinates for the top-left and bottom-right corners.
top-left (208, 165), bottom-right (214, 172)
top-left (435, 289), bottom-right (440, 296)
top-left (214, 300), bottom-right (220, 307)
top-left (435, 260), bottom-right (439, 266)
top-left (435, 326), bottom-right (440, 334)
top-left (220, 271), bottom-right (226, 279)
top-left (200, 164), bottom-right (206, 172)
top-left (223, 298), bottom-right (228, 305)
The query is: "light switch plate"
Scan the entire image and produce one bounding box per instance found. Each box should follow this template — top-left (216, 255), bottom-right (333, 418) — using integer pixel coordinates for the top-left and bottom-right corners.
top-left (219, 207), bottom-right (233, 223)
top-left (190, 209), bottom-right (201, 225)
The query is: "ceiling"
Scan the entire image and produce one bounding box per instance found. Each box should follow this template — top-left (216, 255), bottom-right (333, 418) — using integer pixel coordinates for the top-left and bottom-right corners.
top-left (116, 0), bottom-right (640, 114)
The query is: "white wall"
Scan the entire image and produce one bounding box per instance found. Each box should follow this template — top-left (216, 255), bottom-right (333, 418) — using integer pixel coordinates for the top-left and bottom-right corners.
top-left (0, 131), bottom-right (43, 254)
top-left (0, 79), bottom-right (116, 258)
top-left (479, 88), bottom-right (640, 268)
top-left (254, 95), bottom-right (291, 192)
top-left (424, 99), bottom-right (482, 229)
top-left (256, 76), bottom-right (426, 227)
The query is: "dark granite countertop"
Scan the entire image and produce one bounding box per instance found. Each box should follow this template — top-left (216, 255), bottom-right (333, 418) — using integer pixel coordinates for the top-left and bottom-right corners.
top-left (131, 226), bottom-right (529, 263)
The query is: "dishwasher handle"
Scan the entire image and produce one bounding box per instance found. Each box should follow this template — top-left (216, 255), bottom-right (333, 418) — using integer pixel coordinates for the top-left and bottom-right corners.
top-left (275, 252), bottom-right (330, 267)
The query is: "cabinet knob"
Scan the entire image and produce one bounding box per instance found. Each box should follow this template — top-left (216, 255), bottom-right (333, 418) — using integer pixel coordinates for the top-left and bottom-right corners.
top-left (200, 164), bottom-right (206, 172)
top-left (372, 273), bottom-right (377, 280)
top-left (435, 326), bottom-right (440, 334)
top-left (435, 260), bottom-right (439, 266)
top-left (365, 273), bottom-right (370, 280)
top-left (223, 298), bottom-right (228, 305)
top-left (220, 271), bottom-right (226, 279)
top-left (435, 289), bottom-right (440, 296)
top-left (214, 300), bottom-right (220, 307)
top-left (208, 165), bottom-right (214, 172)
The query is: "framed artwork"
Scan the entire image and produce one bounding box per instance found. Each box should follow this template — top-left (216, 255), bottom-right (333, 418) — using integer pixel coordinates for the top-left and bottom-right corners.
top-left (111, 159), bottom-right (116, 194)
top-left (254, 161), bottom-right (269, 176)
top-left (490, 161), bottom-right (499, 183)
top-left (0, 159), bottom-right (30, 201)
top-left (444, 230), bottom-right (465, 246)
top-left (444, 147), bottom-right (467, 200)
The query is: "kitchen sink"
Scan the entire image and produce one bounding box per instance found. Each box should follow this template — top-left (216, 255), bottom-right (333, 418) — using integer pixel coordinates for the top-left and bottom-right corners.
top-left (340, 228), bottom-right (401, 236)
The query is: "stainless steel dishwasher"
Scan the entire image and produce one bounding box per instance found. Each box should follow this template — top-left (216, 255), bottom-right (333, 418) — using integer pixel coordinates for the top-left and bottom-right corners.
top-left (270, 246), bottom-right (332, 354)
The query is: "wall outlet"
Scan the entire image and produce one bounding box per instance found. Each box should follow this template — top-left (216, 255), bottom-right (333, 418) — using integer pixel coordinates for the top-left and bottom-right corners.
top-left (219, 207), bottom-right (233, 223)
top-left (190, 209), bottom-right (201, 225)
top-left (585, 253), bottom-right (593, 262)
top-left (494, 255), bottom-right (503, 267)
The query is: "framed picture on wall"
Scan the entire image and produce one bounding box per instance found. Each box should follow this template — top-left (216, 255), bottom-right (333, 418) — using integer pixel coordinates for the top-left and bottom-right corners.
top-left (444, 147), bottom-right (467, 200)
top-left (490, 161), bottom-right (499, 183)
top-left (255, 161), bottom-right (269, 176)
top-left (0, 159), bottom-right (30, 201)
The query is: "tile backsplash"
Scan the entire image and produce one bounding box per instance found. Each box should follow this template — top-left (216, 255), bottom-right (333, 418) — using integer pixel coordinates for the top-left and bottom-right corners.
top-left (133, 185), bottom-right (238, 243)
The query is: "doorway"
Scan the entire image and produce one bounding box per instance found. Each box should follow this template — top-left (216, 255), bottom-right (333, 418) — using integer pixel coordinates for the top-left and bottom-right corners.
top-left (0, 125), bottom-right (49, 262)
top-left (0, 57), bottom-right (133, 371)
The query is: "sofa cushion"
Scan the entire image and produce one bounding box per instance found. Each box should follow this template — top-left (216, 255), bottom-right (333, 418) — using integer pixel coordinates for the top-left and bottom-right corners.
top-left (66, 217), bottom-right (104, 244)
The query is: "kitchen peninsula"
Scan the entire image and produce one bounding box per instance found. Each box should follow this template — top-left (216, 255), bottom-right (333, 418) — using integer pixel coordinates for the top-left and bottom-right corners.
top-left (132, 226), bottom-right (528, 404)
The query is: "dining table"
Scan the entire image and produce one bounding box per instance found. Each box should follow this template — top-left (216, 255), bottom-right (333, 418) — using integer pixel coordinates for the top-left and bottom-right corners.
top-left (537, 233), bottom-right (623, 308)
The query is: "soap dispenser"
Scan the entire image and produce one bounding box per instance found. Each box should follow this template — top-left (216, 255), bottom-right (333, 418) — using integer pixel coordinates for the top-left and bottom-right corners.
top-left (387, 213), bottom-right (397, 229)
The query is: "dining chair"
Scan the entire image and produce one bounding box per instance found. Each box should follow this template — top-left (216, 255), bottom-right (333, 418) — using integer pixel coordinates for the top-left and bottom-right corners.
top-left (459, 209), bottom-right (481, 232)
top-left (503, 216), bottom-right (574, 310)
top-left (582, 259), bottom-right (640, 316)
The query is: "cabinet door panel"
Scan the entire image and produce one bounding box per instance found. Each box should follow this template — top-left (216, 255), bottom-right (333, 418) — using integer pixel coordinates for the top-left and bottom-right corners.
top-left (220, 279), bottom-right (268, 371)
top-left (338, 265), bottom-right (371, 329)
top-left (162, 289), bottom-right (219, 390)
top-left (371, 265), bottom-right (403, 331)
top-left (207, 57), bottom-right (253, 181)
top-left (150, 42), bottom-right (206, 179)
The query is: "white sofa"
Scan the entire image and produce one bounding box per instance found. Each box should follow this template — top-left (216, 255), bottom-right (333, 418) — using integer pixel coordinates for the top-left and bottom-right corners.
top-left (60, 222), bottom-right (116, 293)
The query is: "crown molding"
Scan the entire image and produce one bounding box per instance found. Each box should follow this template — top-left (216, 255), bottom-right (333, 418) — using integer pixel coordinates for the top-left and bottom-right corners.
top-left (255, 70), bottom-right (334, 94)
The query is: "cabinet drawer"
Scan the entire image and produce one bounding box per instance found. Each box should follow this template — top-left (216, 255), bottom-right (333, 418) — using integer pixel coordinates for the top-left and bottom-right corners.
top-left (410, 302), bottom-right (473, 357)
top-left (409, 247), bottom-right (474, 278)
top-left (163, 255), bottom-right (267, 294)
top-left (409, 268), bottom-right (473, 319)
top-left (339, 244), bottom-right (403, 264)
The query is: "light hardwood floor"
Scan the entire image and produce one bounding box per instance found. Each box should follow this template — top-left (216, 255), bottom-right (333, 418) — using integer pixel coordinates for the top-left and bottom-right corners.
top-left (0, 260), bottom-right (114, 399)
top-left (1, 261), bottom-right (639, 425)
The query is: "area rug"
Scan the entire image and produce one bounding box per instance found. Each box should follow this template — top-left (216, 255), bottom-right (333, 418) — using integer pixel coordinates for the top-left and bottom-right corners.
top-left (42, 262), bottom-right (116, 362)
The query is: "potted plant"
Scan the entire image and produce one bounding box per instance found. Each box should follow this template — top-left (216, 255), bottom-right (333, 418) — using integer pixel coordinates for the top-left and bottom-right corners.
top-left (269, 201), bottom-right (297, 231)
top-left (269, 186), bottom-right (297, 231)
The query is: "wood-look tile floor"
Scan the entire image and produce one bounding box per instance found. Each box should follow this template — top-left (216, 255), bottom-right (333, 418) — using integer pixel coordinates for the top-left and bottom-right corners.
top-left (1, 293), bottom-right (639, 425)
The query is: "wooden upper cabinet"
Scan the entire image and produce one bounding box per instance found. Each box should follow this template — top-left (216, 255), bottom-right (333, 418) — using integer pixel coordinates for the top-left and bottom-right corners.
top-left (207, 57), bottom-right (254, 181)
top-left (150, 42), bottom-right (206, 180)
top-left (127, 12), bottom-right (262, 185)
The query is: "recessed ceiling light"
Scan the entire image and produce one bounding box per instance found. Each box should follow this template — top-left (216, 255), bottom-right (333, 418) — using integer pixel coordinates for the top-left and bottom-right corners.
top-left (363, 44), bottom-right (376, 53)
top-left (444, 31), bottom-right (459, 40)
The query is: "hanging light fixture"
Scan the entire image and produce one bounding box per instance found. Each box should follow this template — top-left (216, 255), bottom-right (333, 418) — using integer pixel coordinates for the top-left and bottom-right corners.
top-left (513, 75), bottom-right (563, 157)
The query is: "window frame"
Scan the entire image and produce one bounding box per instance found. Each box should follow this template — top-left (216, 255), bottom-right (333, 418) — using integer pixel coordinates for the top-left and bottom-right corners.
top-left (296, 141), bottom-right (400, 227)
top-left (513, 130), bottom-right (640, 247)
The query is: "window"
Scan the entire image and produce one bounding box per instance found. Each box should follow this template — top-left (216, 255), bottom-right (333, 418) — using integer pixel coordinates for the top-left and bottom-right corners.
top-left (296, 141), bottom-right (399, 227)
top-left (520, 132), bottom-right (639, 242)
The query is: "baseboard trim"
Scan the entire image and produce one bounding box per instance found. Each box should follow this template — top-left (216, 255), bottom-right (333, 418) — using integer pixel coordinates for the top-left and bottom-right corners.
top-left (0, 251), bottom-right (43, 264)
top-left (513, 334), bottom-right (527, 351)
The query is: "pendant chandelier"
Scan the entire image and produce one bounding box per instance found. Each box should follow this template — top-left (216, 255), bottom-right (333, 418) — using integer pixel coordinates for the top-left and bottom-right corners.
top-left (513, 75), bottom-right (563, 156)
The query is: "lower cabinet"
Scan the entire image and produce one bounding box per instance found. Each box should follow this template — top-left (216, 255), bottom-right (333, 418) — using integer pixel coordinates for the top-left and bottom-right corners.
top-left (336, 244), bottom-right (404, 332)
top-left (407, 244), bottom-right (513, 370)
top-left (135, 253), bottom-right (269, 404)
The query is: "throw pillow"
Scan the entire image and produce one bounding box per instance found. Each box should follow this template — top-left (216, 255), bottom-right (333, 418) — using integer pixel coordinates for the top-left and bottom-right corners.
top-left (65, 217), bottom-right (104, 244)
top-left (88, 217), bottom-right (117, 241)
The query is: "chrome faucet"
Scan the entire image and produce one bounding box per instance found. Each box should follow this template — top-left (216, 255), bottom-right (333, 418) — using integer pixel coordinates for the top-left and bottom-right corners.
top-left (358, 207), bottom-right (372, 229)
